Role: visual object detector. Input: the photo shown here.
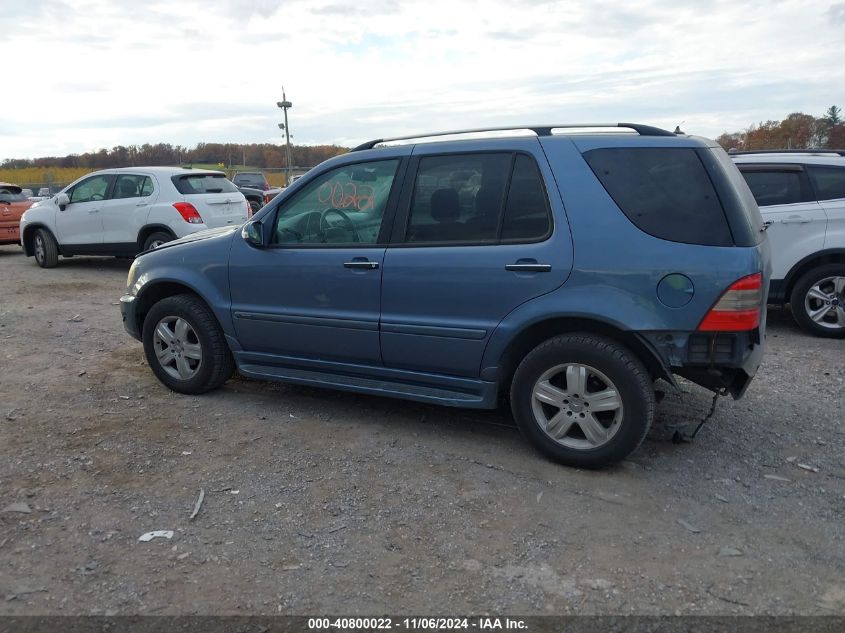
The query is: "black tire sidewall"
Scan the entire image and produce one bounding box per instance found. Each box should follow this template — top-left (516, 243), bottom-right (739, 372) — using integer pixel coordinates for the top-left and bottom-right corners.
top-left (142, 297), bottom-right (222, 394)
top-left (790, 264), bottom-right (845, 338)
top-left (510, 335), bottom-right (653, 468)
top-left (34, 229), bottom-right (58, 268)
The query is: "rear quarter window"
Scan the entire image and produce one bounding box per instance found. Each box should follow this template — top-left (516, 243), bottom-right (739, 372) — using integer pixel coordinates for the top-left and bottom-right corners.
top-left (584, 147), bottom-right (734, 247)
top-left (172, 174), bottom-right (239, 195)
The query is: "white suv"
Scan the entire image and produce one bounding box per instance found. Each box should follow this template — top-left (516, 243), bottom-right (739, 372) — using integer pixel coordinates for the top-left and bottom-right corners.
top-left (733, 150), bottom-right (845, 337)
top-left (20, 167), bottom-right (249, 268)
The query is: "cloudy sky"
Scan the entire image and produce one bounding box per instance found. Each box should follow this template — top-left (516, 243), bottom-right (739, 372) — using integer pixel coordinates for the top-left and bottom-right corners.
top-left (1, 0), bottom-right (843, 159)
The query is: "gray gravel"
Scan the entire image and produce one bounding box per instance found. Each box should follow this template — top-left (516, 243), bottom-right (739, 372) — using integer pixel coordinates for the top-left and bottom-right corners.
top-left (0, 244), bottom-right (843, 615)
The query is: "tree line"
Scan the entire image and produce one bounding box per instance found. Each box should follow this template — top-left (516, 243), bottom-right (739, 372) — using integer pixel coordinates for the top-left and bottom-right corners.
top-left (0, 142), bottom-right (349, 170)
top-left (4, 106), bottom-right (842, 170)
top-left (716, 105), bottom-right (843, 151)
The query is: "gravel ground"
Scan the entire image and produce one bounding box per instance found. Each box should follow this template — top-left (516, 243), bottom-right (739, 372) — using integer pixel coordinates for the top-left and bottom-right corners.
top-left (0, 244), bottom-right (843, 616)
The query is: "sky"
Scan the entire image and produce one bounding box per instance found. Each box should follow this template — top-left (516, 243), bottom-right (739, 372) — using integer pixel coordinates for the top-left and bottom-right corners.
top-left (1, 0), bottom-right (843, 160)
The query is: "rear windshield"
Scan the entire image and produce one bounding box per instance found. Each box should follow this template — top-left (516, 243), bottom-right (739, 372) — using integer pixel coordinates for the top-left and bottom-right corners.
top-left (172, 174), bottom-right (239, 195)
top-left (584, 147), bottom-right (734, 247)
top-left (234, 174), bottom-right (265, 184)
top-left (0, 186), bottom-right (27, 202)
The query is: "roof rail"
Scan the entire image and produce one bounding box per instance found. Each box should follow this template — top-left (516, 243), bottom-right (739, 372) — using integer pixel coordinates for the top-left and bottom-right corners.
top-left (350, 122), bottom-right (676, 151)
top-left (728, 148), bottom-right (845, 157)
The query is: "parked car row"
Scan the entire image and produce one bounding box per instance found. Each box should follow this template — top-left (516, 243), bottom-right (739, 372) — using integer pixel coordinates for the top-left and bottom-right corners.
top-left (4, 127), bottom-right (843, 469)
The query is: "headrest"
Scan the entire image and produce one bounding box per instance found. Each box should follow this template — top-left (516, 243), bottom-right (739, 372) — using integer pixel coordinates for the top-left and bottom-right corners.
top-left (430, 188), bottom-right (460, 223)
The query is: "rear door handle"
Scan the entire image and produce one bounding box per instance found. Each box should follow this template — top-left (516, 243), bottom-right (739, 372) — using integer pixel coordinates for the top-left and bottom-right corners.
top-left (781, 216), bottom-right (812, 224)
top-left (505, 263), bottom-right (551, 272)
top-left (343, 260), bottom-right (379, 270)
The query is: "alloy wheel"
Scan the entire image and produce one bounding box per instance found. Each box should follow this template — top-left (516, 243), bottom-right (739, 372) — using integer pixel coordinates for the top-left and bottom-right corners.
top-left (531, 363), bottom-right (624, 450)
top-left (804, 276), bottom-right (845, 331)
top-left (152, 316), bottom-right (203, 380)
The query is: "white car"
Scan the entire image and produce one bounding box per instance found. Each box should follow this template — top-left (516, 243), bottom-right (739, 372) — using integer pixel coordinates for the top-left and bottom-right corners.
top-left (733, 150), bottom-right (845, 337)
top-left (20, 167), bottom-right (249, 268)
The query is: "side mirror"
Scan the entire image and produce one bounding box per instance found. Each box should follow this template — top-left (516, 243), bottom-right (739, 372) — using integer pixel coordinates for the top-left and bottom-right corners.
top-left (56, 193), bottom-right (69, 211)
top-left (241, 220), bottom-right (264, 247)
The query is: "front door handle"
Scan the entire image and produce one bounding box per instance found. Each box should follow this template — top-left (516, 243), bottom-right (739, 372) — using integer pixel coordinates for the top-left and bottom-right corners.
top-left (506, 263), bottom-right (551, 272)
top-left (343, 260), bottom-right (379, 270)
top-left (88, 208), bottom-right (101, 214)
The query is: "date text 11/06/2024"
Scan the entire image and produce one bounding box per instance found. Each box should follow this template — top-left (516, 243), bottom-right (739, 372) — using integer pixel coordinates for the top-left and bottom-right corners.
top-left (307, 617), bottom-right (528, 630)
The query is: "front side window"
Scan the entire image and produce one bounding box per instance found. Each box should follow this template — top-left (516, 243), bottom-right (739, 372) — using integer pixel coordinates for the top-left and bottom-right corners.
top-left (113, 175), bottom-right (154, 199)
top-left (741, 170), bottom-right (804, 206)
top-left (405, 152), bottom-right (551, 244)
top-left (271, 159), bottom-right (399, 246)
top-left (69, 175), bottom-right (112, 204)
top-left (807, 166), bottom-right (845, 201)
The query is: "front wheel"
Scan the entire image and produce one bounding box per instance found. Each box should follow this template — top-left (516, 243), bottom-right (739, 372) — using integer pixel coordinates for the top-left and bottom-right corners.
top-left (33, 228), bottom-right (59, 268)
top-left (510, 334), bottom-right (654, 468)
top-left (142, 294), bottom-right (234, 394)
top-left (790, 264), bottom-right (845, 338)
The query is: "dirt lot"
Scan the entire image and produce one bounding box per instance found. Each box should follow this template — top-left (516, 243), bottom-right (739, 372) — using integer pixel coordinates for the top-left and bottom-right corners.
top-left (0, 243), bottom-right (843, 616)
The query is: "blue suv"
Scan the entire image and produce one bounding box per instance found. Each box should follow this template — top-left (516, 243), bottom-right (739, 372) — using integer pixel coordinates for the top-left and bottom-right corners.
top-left (120, 124), bottom-right (770, 468)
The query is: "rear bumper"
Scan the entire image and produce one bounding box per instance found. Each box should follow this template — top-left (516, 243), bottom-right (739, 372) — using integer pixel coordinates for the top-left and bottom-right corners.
top-left (120, 294), bottom-right (142, 341)
top-left (642, 329), bottom-right (764, 399)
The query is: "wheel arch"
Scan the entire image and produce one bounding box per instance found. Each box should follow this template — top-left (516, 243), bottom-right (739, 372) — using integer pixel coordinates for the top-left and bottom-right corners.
top-left (781, 249), bottom-right (845, 303)
top-left (492, 317), bottom-right (673, 396)
top-left (137, 225), bottom-right (176, 251)
top-left (22, 224), bottom-right (59, 257)
top-left (135, 281), bottom-right (214, 337)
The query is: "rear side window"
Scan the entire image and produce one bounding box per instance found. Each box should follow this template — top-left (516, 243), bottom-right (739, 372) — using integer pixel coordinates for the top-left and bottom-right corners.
top-left (172, 174), bottom-right (239, 195)
top-left (405, 152), bottom-right (551, 244)
top-left (584, 148), bottom-right (733, 247)
top-left (113, 175), bottom-right (155, 199)
top-left (741, 170), bottom-right (805, 206)
top-left (807, 166), bottom-right (845, 201)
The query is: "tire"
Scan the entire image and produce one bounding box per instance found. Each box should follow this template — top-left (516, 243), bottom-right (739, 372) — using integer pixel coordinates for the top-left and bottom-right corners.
top-left (143, 231), bottom-right (173, 251)
top-left (33, 228), bottom-right (59, 268)
top-left (142, 294), bottom-right (234, 394)
top-left (510, 334), bottom-right (655, 468)
top-left (789, 264), bottom-right (845, 338)
top-left (249, 199), bottom-right (262, 216)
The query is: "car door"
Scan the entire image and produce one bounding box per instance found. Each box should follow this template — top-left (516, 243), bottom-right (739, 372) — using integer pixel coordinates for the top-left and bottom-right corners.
top-left (738, 164), bottom-right (826, 281)
top-left (806, 164), bottom-right (845, 250)
top-left (100, 174), bottom-right (158, 246)
top-left (228, 155), bottom-right (406, 364)
top-left (380, 138), bottom-right (573, 378)
top-left (55, 174), bottom-right (114, 246)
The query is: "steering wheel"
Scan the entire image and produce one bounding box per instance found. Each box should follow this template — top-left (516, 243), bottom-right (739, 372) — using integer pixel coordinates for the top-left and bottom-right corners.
top-left (90, 193), bottom-right (104, 201)
top-left (319, 208), bottom-right (360, 243)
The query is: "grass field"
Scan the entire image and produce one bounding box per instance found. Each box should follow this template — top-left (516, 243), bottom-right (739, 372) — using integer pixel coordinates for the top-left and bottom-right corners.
top-left (0, 165), bottom-right (293, 189)
top-left (0, 167), bottom-right (92, 188)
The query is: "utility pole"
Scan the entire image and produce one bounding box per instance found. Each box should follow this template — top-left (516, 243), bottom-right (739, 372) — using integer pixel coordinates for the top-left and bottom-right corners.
top-left (277, 87), bottom-right (293, 186)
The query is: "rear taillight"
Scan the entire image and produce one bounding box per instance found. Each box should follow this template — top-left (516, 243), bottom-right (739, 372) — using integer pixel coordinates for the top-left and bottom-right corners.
top-left (263, 194), bottom-right (271, 205)
top-left (698, 273), bottom-right (763, 331)
top-left (245, 200), bottom-right (252, 218)
top-left (173, 202), bottom-right (203, 224)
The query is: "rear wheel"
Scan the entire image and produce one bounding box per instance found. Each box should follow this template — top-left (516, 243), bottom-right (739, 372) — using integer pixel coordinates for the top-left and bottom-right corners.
top-left (142, 294), bottom-right (234, 394)
top-left (249, 199), bottom-right (262, 216)
top-left (143, 231), bottom-right (173, 251)
top-left (790, 264), bottom-right (845, 338)
top-left (510, 334), bottom-right (654, 468)
top-left (33, 228), bottom-right (59, 268)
